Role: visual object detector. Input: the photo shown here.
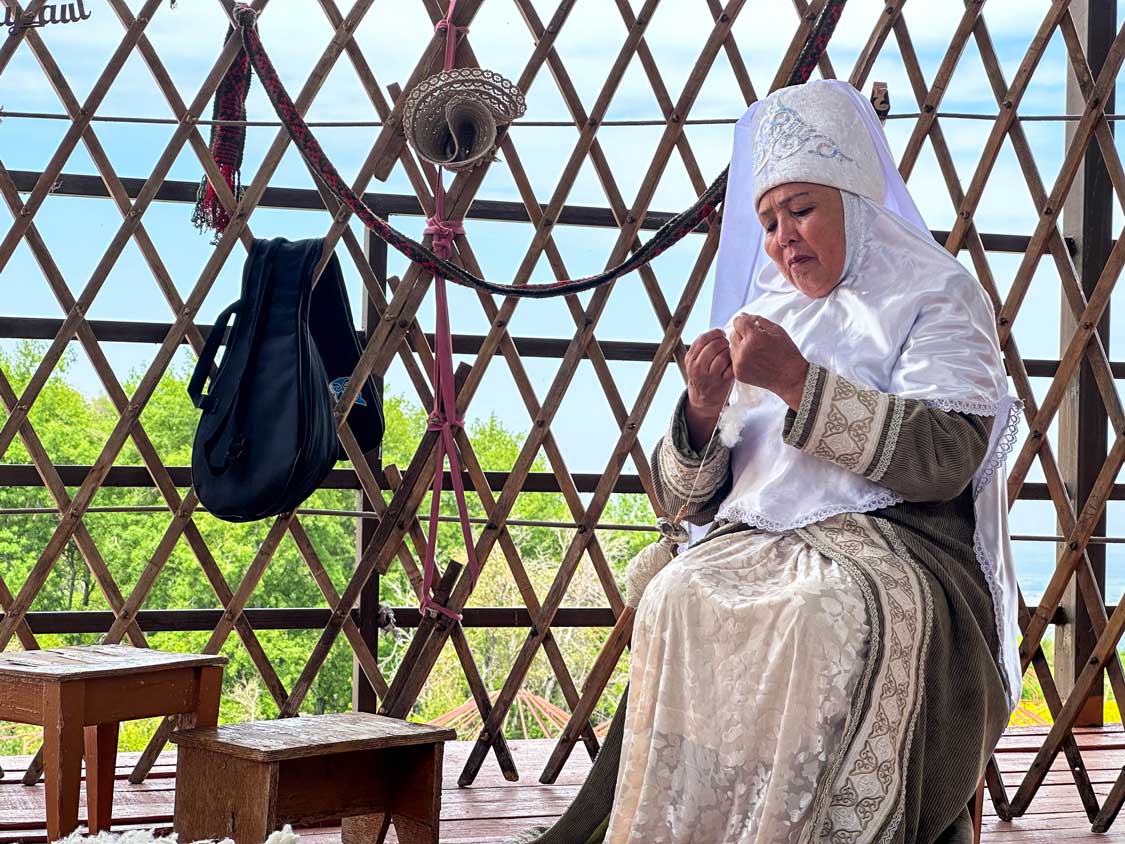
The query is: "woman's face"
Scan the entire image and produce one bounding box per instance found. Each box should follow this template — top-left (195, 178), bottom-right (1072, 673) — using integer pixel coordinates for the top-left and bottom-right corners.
top-left (756, 182), bottom-right (846, 298)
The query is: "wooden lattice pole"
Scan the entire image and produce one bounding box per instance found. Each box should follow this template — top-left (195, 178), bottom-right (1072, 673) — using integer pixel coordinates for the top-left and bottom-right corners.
top-left (1007, 21), bottom-right (1125, 679)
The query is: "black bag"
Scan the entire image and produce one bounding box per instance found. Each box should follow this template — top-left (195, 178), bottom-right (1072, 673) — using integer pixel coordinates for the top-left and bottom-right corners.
top-left (188, 237), bottom-right (383, 522)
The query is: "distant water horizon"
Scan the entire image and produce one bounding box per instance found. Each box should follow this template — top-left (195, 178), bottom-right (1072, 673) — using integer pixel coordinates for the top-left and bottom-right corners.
top-left (1014, 542), bottom-right (1125, 607)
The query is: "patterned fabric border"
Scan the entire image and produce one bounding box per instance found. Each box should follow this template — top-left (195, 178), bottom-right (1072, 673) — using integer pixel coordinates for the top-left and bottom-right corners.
top-left (785, 368), bottom-right (903, 480)
top-left (658, 391), bottom-right (731, 510)
top-left (784, 362), bottom-right (828, 448)
top-left (866, 394), bottom-right (905, 484)
top-left (798, 513), bottom-right (933, 844)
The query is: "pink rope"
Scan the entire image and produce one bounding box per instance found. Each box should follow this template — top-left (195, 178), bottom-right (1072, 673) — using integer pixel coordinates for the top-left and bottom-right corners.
top-left (418, 0), bottom-right (480, 621)
top-left (434, 16), bottom-right (468, 70)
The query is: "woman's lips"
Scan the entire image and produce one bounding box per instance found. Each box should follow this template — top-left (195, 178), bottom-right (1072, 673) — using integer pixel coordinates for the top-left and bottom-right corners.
top-left (788, 255), bottom-right (814, 268)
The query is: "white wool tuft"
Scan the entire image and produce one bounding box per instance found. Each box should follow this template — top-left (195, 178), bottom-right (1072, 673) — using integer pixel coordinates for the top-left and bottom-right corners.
top-left (262, 827), bottom-right (300, 844)
top-left (717, 382), bottom-right (766, 448)
top-left (53, 828), bottom-right (298, 844)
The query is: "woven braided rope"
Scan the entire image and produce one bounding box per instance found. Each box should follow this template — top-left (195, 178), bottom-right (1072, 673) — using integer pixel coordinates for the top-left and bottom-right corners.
top-left (232, 0), bottom-right (846, 298)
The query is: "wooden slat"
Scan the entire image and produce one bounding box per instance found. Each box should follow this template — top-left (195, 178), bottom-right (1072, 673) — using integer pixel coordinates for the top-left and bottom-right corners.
top-left (3, 733), bottom-right (1124, 841)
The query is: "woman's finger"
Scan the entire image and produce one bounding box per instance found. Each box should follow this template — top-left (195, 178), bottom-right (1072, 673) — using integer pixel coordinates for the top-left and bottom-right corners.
top-left (708, 351), bottom-right (731, 378)
top-left (691, 328), bottom-right (725, 349)
top-left (688, 329), bottom-right (723, 361)
top-left (732, 313), bottom-right (755, 338)
top-left (685, 343), bottom-right (699, 371)
top-left (700, 332), bottom-right (730, 357)
top-left (746, 319), bottom-right (781, 351)
top-left (709, 342), bottom-right (732, 370)
top-left (686, 337), bottom-right (707, 369)
top-left (695, 338), bottom-right (729, 375)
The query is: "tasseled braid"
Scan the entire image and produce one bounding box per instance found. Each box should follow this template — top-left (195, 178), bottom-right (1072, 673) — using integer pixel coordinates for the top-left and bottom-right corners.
top-left (192, 24), bottom-right (252, 242)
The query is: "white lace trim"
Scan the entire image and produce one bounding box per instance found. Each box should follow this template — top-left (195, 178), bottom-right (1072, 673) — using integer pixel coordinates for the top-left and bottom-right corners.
top-left (973, 528), bottom-right (1013, 706)
top-left (922, 397), bottom-right (1007, 417)
top-left (969, 399), bottom-right (1023, 708)
top-left (715, 490), bottom-right (904, 535)
top-left (844, 191), bottom-right (874, 282)
top-left (974, 398), bottom-right (1023, 497)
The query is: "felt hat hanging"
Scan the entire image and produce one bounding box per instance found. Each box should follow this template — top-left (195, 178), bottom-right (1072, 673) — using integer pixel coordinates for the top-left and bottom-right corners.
top-left (401, 67), bottom-right (527, 171)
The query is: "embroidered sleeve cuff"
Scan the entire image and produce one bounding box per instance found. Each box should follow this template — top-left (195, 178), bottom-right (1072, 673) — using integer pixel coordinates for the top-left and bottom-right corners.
top-left (783, 365), bottom-right (905, 482)
top-left (659, 390), bottom-right (731, 506)
top-left (782, 363), bottom-right (828, 449)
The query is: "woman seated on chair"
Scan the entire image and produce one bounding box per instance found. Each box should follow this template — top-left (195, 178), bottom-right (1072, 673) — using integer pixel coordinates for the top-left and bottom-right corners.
top-left (516, 80), bottom-right (1022, 844)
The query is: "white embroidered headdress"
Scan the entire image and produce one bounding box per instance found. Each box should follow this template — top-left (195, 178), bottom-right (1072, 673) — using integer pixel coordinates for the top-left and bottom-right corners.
top-left (707, 80), bottom-right (1024, 712)
top-left (751, 83), bottom-right (883, 206)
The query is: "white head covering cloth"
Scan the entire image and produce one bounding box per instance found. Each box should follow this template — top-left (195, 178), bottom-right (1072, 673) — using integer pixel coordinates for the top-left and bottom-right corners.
top-left (707, 80), bottom-right (1023, 711)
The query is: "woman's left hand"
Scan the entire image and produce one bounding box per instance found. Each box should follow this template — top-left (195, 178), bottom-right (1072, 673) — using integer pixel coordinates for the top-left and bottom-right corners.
top-left (730, 314), bottom-right (810, 411)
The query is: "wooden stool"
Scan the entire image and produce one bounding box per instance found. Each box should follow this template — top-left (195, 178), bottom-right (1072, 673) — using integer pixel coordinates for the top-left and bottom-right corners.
top-left (171, 713), bottom-right (456, 844)
top-left (0, 644), bottom-right (226, 839)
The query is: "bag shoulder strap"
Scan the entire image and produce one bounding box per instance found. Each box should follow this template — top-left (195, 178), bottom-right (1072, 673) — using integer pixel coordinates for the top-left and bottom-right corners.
top-left (188, 240), bottom-right (277, 472)
top-left (188, 301), bottom-right (240, 411)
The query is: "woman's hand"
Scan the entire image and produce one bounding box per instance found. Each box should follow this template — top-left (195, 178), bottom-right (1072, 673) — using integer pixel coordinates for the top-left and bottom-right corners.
top-left (684, 329), bottom-right (734, 450)
top-left (730, 314), bottom-right (810, 411)
top-left (686, 329), bottom-right (734, 410)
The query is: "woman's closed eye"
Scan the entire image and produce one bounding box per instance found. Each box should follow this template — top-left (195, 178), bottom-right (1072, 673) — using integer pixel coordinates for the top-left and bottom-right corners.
top-left (763, 207), bottom-right (815, 234)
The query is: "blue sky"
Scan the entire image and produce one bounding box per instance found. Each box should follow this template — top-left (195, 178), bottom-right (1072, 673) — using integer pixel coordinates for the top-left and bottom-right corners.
top-left (3, 0), bottom-right (1125, 601)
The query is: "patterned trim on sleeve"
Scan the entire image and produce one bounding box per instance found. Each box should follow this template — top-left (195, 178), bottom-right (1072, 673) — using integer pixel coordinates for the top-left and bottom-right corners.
top-left (867, 394), bottom-right (905, 484)
top-left (786, 367), bottom-right (903, 480)
top-left (657, 392), bottom-right (731, 510)
top-left (783, 363), bottom-right (828, 449)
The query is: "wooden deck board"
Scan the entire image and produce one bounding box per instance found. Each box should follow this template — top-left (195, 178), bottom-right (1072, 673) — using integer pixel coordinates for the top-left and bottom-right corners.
top-left (1, 729), bottom-right (1123, 842)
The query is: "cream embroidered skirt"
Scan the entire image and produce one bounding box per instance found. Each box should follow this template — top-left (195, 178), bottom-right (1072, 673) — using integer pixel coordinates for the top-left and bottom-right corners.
top-left (605, 529), bottom-right (872, 844)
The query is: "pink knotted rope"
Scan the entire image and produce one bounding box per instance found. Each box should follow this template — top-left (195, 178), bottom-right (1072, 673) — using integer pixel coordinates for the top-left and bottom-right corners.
top-left (418, 0), bottom-right (480, 622)
top-left (434, 15), bottom-right (468, 70)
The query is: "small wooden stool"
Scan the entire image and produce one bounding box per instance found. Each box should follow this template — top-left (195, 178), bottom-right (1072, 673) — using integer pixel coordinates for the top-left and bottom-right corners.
top-left (171, 713), bottom-right (456, 844)
top-left (0, 644), bottom-right (226, 839)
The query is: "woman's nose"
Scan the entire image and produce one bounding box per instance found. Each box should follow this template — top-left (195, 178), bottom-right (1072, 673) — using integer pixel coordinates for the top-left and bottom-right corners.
top-left (776, 216), bottom-right (799, 245)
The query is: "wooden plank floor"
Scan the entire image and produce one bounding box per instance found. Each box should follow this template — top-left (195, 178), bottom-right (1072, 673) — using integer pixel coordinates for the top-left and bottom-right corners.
top-left (2, 727), bottom-right (1124, 842)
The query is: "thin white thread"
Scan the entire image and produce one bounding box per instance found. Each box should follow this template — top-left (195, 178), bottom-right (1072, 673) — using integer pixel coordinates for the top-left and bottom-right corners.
top-left (675, 380), bottom-right (738, 521)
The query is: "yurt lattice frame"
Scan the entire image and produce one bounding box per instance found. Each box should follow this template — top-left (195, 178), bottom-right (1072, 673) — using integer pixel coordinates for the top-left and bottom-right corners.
top-left (4, 0), bottom-right (1125, 831)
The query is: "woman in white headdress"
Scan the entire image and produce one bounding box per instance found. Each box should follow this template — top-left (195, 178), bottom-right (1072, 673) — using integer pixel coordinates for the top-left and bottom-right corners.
top-left (513, 80), bottom-right (1021, 844)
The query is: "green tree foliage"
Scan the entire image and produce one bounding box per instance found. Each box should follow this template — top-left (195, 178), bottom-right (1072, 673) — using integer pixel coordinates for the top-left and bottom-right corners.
top-left (0, 343), bottom-right (647, 751)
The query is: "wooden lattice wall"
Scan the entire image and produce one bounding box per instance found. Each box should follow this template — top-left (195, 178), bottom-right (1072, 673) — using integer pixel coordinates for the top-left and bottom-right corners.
top-left (5, 0), bottom-right (1125, 828)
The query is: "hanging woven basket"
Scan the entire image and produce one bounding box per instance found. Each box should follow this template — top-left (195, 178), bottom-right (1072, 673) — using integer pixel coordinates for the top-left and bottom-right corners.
top-left (402, 67), bottom-right (527, 171)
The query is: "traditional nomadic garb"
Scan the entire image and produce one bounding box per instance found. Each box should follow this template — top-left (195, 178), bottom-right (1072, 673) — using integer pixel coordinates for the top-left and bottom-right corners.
top-left (510, 80), bottom-right (1020, 844)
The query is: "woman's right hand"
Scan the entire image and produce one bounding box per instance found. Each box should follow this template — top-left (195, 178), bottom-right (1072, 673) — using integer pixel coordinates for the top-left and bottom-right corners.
top-left (683, 329), bottom-right (733, 450)
top-left (686, 329), bottom-right (734, 412)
